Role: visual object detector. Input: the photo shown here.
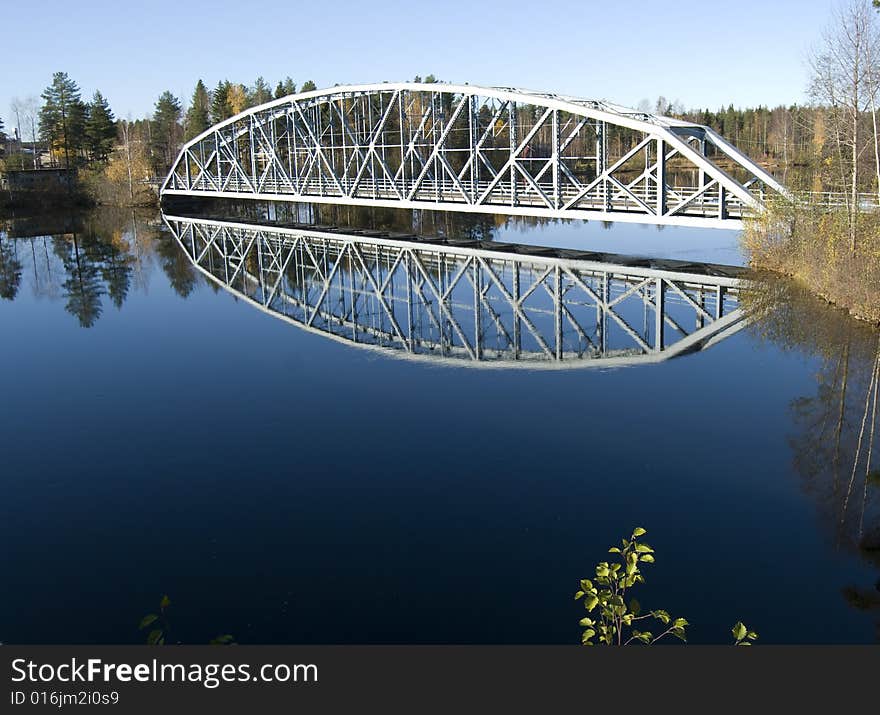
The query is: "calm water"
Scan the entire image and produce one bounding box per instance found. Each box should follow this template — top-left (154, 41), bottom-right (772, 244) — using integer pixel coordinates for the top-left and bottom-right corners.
top-left (1, 206), bottom-right (879, 644)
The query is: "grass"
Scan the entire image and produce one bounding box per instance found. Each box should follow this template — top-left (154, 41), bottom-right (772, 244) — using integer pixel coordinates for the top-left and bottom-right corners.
top-left (742, 197), bottom-right (880, 324)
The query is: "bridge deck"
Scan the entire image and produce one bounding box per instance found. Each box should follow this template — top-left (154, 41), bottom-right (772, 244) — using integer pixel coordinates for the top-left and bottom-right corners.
top-left (160, 83), bottom-right (790, 230)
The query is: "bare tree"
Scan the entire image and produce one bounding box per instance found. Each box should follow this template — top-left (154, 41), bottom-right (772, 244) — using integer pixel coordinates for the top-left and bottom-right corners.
top-left (808, 0), bottom-right (880, 252)
top-left (11, 97), bottom-right (40, 169)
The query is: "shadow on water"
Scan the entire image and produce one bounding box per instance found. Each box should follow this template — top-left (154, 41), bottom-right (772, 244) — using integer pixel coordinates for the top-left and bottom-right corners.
top-left (744, 275), bottom-right (880, 634)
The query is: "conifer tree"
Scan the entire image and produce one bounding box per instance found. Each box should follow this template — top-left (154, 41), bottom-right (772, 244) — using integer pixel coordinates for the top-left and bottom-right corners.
top-left (274, 77), bottom-right (296, 99)
top-left (85, 91), bottom-right (116, 162)
top-left (250, 77), bottom-right (272, 107)
top-left (39, 71), bottom-right (87, 167)
top-left (211, 80), bottom-right (232, 124)
top-left (151, 91), bottom-right (182, 172)
top-left (185, 79), bottom-right (211, 140)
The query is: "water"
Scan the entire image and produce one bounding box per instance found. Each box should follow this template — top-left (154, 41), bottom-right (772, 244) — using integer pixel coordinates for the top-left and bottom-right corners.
top-left (1, 207), bottom-right (879, 645)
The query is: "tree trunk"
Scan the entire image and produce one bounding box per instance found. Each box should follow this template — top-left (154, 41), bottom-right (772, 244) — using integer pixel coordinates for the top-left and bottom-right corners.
top-left (851, 107), bottom-right (858, 253)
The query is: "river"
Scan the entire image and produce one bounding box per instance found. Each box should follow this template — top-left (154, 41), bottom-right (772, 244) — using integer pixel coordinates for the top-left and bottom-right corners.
top-left (1, 205), bottom-right (878, 644)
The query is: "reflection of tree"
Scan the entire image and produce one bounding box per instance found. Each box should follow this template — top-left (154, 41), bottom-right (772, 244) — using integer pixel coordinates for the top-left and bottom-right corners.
top-left (310, 203), bottom-right (505, 242)
top-left (0, 237), bottom-right (23, 300)
top-left (745, 276), bottom-right (880, 636)
top-left (154, 233), bottom-right (198, 298)
top-left (54, 234), bottom-right (105, 328)
top-left (98, 237), bottom-right (134, 309)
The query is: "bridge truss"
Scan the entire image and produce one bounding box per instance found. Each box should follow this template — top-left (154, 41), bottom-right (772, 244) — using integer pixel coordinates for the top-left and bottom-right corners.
top-left (163, 215), bottom-right (746, 368)
top-left (161, 84), bottom-right (788, 230)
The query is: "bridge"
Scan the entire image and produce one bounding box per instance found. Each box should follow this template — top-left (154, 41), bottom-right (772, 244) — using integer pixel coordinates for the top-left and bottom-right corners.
top-left (162, 214), bottom-right (746, 368)
top-left (160, 83), bottom-right (789, 230)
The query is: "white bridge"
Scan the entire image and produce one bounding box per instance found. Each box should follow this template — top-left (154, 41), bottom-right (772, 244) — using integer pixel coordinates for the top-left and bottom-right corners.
top-left (162, 214), bottom-right (747, 368)
top-left (160, 83), bottom-right (789, 230)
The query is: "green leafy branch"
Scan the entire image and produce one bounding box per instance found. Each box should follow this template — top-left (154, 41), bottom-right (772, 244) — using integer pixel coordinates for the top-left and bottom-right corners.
top-left (574, 527), bottom-right (688, 645)
top-left (732, 621), bottom-right (759, 646)
top-left (139, 594), bottom-right (171, 645)
top-left (575, 528), bottom-right (758, 646)
top-left (139, 594), bottom-right (236, 645)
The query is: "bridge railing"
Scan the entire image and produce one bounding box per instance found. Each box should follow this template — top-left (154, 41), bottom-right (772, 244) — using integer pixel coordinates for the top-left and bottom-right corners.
top-left (182, 173), bottom-right (751, 219)
top-left (795, 190), bottom-right (880, 211)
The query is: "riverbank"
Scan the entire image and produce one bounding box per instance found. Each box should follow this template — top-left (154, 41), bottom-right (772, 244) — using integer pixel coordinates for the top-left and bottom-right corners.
top-left (742, 200), bottom-right (880, 324)
top-left (1, 165), bottom-right (158, 212)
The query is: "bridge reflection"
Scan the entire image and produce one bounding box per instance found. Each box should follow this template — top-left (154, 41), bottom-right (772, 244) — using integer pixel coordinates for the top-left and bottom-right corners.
top-left (163, 214), bottom-right (746, 368)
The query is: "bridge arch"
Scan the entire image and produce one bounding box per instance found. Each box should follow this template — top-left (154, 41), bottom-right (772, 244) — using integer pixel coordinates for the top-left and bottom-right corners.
top-left (162, 213), bottom-right (746, 368)
top-left (161, 83), bottom-right (787, 229)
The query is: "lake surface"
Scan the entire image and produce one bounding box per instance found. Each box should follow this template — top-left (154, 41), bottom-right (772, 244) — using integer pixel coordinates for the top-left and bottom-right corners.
top-left (2, 206), bottom-right (879, 644)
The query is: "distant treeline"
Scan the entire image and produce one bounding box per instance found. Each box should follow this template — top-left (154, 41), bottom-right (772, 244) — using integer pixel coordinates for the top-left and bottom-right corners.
top-left (0, 70), bottom-right (867, 203)
top-left (674, 104), bottom-right (817, 168)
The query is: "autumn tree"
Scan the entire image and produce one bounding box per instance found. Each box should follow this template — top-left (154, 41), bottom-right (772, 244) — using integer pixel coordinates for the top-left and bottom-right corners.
top-left (39, 71), bottom-right (87, 168)
top-left (185, 79), bottom-right (211, 140)
top-left (227, 83), bottom-right (248, 115)
top-left (151, 91), bottom-right (182, 173)
top-left (85, 91), bottom-right (116, 162)
top-left (105, 119), bottom-right (153, 205)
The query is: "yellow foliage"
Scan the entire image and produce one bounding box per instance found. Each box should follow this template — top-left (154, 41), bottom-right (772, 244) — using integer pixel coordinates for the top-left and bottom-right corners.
top-left (228, 84), bottom-right (248, 115)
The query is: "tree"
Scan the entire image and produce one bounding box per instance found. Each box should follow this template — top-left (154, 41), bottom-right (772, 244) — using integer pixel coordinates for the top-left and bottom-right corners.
top-left (39, 71), bottom-right (87, 168)
top-left (185, 80), bottom-right (211, 140)
top-left (0, 115), bottom-right (5, 143)
top-left (11, 97), bottom-right (40, 168)
top-left (152, 91), bottom-right (182, 173)
top-left (274, 76), bottom-right (296, 99)
top-left (226, 83), bottom-right (248, 115)
top-left (211, 80), bottom-right (231, 124)
top-left (85, 91), bottom-right (116, 162)
top-left (106, 119), bottom-right (153, 205)
top-left (300, 80), bottom-right (317, 92)
top-left (808, 0), bottom-right (880, 251)
top-left (250, 76), bottom-right (272, 107)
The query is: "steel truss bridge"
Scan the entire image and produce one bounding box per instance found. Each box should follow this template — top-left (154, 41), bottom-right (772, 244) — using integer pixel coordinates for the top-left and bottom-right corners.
top-left (160, 83), bottom-right (789, 230)
top-left (163, 214), bottom-right (747, 368)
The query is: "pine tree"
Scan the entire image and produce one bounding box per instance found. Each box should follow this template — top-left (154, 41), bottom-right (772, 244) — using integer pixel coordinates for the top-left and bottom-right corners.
top-left (250, 77), bottom-right (272, 107)
top-left (300, 80), bottom-right (317, 92)
top-left (274, 77), bottom-right (296, 99)
top-left (84, 91), bottom-right (116, 162)
top-left (152, 91), bottom-right (182, 172)
top-left (185, 79), bottom-right (211, 140)
top-left (39, 71), bottom-right (87, 168)
top-left (0, 115), bottom-right (6, 142)
top-left (211, 80), bottom-right (232, 124)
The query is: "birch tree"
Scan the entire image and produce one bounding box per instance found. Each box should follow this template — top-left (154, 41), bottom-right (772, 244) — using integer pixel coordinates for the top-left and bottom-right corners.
top-left (808, 0), bottom-right (880, 252)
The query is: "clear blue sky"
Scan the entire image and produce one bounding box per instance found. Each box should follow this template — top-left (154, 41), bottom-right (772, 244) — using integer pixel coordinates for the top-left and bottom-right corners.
top-left (1, 0), bottom-right (838, 126)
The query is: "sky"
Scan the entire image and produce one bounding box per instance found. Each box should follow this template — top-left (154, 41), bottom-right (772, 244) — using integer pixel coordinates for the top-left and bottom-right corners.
top-left (0, 0), bottom-right (843, 129)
